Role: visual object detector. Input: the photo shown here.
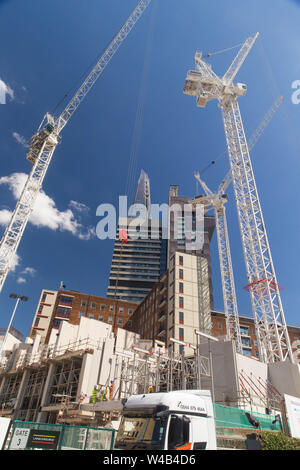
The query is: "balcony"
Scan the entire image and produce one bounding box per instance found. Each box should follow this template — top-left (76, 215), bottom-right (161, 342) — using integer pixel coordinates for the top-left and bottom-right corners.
top-left (157, 322), bottom-right (166, 337)
top-left (158, 311), bottom-right (166, 322)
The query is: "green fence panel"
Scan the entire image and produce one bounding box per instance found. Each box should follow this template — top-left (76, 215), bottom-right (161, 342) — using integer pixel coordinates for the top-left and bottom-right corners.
top-left (7, 420), bottom-right (116, 450)
top-left (85, 429), bottom-right (116, 450)
top-left (213, 404), bottom-right (281, 431)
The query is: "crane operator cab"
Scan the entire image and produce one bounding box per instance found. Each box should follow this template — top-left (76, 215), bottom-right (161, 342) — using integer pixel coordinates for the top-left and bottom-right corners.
top-left (26, 113), bottom-right (60, 164)
top-left (114, 390), bottom-right (217, 450)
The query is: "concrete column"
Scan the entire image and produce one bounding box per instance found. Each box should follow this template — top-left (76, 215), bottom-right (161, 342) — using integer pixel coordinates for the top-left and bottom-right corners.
top-left (37, 362), bottom-right (56, 422)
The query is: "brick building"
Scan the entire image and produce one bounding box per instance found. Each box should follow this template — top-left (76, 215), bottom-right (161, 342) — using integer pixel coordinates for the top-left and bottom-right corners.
top-left (211, 310), bottom-right (300, 362)
top-left (30, 289), bottom-right (138, 343)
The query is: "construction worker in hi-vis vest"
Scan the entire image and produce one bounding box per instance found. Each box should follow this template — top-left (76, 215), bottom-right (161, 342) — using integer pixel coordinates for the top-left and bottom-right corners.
top-left (91, 387), bottom-right (98, 403)
top-left (109, 381), bottom-right (114, 401)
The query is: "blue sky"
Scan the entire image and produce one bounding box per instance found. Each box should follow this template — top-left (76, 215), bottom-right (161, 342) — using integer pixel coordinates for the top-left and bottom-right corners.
top-left (0, 0), bottom-right (299, 338)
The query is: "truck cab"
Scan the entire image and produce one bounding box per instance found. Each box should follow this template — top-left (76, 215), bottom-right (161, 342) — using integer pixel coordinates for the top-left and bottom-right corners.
top-left (114, 390), bottom-right (216, 450)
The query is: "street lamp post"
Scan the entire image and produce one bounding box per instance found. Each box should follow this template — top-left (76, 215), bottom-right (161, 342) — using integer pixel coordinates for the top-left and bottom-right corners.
top-left (0, 293), bottom-right (28, 361)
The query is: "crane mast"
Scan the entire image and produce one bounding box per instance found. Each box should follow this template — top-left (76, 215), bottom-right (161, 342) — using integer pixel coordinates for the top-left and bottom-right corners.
top-left (184, 34), bottom-right (293, 363)
top-left (0, 0), bottom-right (151, 293)
top-left (194, 97), bottom-right (283, 355)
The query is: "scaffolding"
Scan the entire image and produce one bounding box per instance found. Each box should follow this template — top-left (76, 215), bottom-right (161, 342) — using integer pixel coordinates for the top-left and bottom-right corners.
top-left (112, 347), bottom-right (212, 399)
top-left (16, 367), bottom-right (48, 421)
top-left (238, 369), bottom-right (282, 413)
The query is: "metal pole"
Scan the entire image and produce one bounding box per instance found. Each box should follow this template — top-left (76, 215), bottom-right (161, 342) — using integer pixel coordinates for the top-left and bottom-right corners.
top-left (0, 297), bottom-right (20, 360)
top-left (209, 339), bottom-right (215, 403)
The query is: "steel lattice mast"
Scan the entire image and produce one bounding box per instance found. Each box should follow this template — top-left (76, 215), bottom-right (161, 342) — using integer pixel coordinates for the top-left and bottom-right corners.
top-left (184, 34), bottom-right (293, 363)
top-left (193, 97), bottom-right (283, 355)
top-left (0, 0), bottom-right (151, 293)
top-left (194, 173), bottom-right (242, 353)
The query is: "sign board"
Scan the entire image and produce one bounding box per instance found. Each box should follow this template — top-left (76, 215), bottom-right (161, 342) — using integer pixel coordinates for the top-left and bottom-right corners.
top-left (284, 393), bottom-right (300, 439)
top-left (27, 429), bottom-right (61, 450)
top-left (0, 417), bottom-right (11, 449)
top-left (10, 427), bottom-right (30, 450)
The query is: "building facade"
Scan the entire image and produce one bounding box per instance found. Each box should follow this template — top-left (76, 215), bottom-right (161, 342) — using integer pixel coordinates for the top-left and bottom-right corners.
top-left (126, 251), bottom-right (211, 356)
top-left (167, 185), bottom-right (215, 309)
top-left (211, 310), bottom-right (300, 362)
top-left (30, 288), bottom-right (138, 343)
top-left (106, 218), bottom-right (167, 304)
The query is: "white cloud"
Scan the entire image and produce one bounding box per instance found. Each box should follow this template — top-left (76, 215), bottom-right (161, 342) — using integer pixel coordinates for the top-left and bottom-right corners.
top-left (21, 267), bottom-right (36, 276)
top-left (9, 253), bottom-right (21, 272)
top-left (69, 200), bottom-right (90, 214)
top-left (0, 208), bottom-right (12, 226)
top-left (0, 173), bottom-right (95, 240)
top-left (12, 132), bottom-right (27, 147)
top-left (0, 78), bottom-right (14, 102)
top-left (17, 276), bottom-right (26, 284)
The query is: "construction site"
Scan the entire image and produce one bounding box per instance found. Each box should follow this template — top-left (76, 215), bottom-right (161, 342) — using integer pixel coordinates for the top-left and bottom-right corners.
top-left (0, 0), bottom-right (300, 451)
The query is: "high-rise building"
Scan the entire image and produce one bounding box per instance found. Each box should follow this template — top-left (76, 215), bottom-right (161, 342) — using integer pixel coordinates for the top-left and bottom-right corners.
top-left (107, 170), bottom-right (167, 304)
top-left (133, 169), bottom-right (151, 216)
top-left (167, 185), bottom-right (215, 308)
top-left (107, 218), bottom-right (167, 304)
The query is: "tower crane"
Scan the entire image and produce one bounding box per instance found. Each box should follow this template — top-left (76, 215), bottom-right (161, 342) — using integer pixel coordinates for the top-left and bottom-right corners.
top-left (194, 97), bottom-right (283, 354)
top-left (184, 34), bottom-right (293, 364)
top-left (0, 0), bottom-right (151, 294)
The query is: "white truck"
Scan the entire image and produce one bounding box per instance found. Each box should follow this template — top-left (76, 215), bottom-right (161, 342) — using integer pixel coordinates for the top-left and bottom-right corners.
top-left (114, 390), bottom-right (217, 450)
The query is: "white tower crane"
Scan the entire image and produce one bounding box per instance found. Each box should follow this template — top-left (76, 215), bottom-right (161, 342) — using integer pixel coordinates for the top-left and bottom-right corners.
top-left (0, 0), bottom-right (151, 293)
top-left (194, 97), bottom-right (283, 354)
top-left (184, 35), bottom-right (293, 364)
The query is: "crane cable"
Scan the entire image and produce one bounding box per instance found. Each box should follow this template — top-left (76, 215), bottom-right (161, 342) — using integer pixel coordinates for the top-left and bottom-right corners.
top-left (124, 0), bottom-right (156, 204)
top-left (50, 8), bottom-right (141, 117)
top-left (205, 41), bottom-right (243, 58)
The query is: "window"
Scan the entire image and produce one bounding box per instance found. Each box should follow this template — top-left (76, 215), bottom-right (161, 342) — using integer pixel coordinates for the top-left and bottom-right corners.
top-left (56, 307), bottom-right (71, 318)
top-left (211, 320), bottom-right (214, 328)
top-left (179, 328), bottom-right (184, 341)
top-left (128, 309), bottom-right (133, 315)
top-left (108, 316), bottom-right (113, 324)
top-left (99, 315), bottom-right (104, 321)
top-left (179, 312), bottom-right (184, 325)
top-left (179, 256), bottom-right (183, 266)
top-left (91, 302), bottom-right (96, 309)
top-left (242, 337), bottom-right (251, 347)
top-left (127, 320), bottom-right (132, 327)
top-left (53, 319), bottom-right (61, 329)
top-left (179, 269), bottom-right (183, 280)
top-left (109, 305), bottom-right (115, 312)
top-left (59, 295), bottom-right (73, 306)
top-left (218, 323), bottom-right (222, 329)
top-left (79, 311), bottom-right (84, 318)
top-left (118, 318), bottom-right (123, 326)
top-left (38, 304), bottom-right (43, 314)
top-left (242, 348), bottom-right (252, 356)
top-left (179, 345), bottom-right (184, 355)
top-left (81, 300), bottom-right (87, 307)
top-left (42, 293), bottom-right (47, 302)
top-left (101, 304), bottom-right (105, 310)
top-left (240, 326), bottom-right (249, 336)
top-left (179, 297), bottom-right (184, 308)
top-left (89, 313), bottom-right (94, 319)
top-left (179, 282), bottom-right (184, 294)
top-left (34, 317), bottom-right (40, 327)
top-left (119, 306), bottom-right (124, 314)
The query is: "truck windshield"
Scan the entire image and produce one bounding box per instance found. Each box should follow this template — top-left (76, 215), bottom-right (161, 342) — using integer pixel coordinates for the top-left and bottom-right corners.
top-left (115, 415), bottom-right (166, 450)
